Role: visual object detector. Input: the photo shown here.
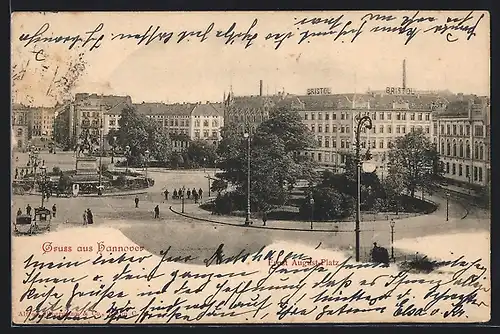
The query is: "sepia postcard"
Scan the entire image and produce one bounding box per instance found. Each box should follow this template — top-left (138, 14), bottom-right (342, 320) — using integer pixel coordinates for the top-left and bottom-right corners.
top-left (11, 11), bottom-right (491, 325)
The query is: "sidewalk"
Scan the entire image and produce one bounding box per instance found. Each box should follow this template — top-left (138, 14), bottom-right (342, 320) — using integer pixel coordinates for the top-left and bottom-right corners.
top-left (23, 188), bottom-right (149, 198)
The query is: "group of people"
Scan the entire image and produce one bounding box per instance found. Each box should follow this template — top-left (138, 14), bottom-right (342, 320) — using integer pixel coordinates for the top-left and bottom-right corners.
top-left (163, 187), bottom-right (204, 204)
top-left (82, 209), bottom-right (94, 225)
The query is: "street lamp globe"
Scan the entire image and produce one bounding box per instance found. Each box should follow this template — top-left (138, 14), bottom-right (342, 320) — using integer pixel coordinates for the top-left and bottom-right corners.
top-left (243, 133), bottom-right (249, 139)
top-left (362, 161), bottom-right (377, 173)
top-left (309, 198), bottom-right (314, 205)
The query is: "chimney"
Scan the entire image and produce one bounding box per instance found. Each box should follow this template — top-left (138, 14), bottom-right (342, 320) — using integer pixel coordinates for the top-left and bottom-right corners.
top-left (402, 59), bottom-right (407, 89)
top-left (259, 80), bottom-right (263, 97)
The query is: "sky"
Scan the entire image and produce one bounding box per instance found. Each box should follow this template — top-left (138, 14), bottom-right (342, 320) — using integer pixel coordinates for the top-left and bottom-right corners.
top-left (11, 11), bottom-right (490, 106)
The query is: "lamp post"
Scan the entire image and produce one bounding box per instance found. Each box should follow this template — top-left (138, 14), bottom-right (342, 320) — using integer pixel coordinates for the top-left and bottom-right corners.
top-left (243, 132), bottom-right (252, 226)
top-left (145, 149), bottom-right (150, 186)
top-left (203, 157), bottom-right (207, 173)
top-left (446, 192), bottom-right (450, 221)
top-left (39, 165), bottom-right (47, 208)
top-left (111, 136), bottom-right (117, 163)
top-left (181, 186), bottom-right (186, 213)
top-left (390, 219), bottom-right (396, 262)
top-left (125, 145), bottom-right (131, 174)
top-left (354, 115), bottom-right (373, 262)
top-left (309, 197), bottom-right (314, 230)
top-left (98, 119), bottom-right (104, 189)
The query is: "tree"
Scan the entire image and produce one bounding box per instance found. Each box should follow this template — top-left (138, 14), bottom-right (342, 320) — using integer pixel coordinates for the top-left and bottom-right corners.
top-left (116, 106), bottom-right (172, 166)
top-left (387, 129), bottom-right (439, 197)
top-left (217, 107), bottom-right (318, 212)
top-left (211, 179), bottom-right (228, 195)
top-left (186, 140), bottom-right (218, 167)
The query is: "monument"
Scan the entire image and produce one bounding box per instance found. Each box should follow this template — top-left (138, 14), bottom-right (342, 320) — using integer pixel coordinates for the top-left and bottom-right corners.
top-left (72, 128), bottom-right (107, 193)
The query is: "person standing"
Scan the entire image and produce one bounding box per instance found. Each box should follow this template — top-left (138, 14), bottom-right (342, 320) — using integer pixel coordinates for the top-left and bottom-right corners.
top-left (194, 192), bottom-right (199, 204)
top-left (192, 188), bottom-right (198, 201)
top-left (198, 188), bottom-right (203, 200)
top-left (134, 196), bottom-right (139, 208)
top-left (154, 205), bottom-right (160, 219)
top-left (86, 209), bottom-right (94, 225)
top-left (262, 211), bottom-right (268, 226)
top-left (186, 189), bottom-right (191, 200)
top-left (83, 210), bottom-right (88, 226)
top-left (173, 189), bottom-right (178, 199)
top-left (26, 204), bottom-right (32, 216)
top-left (52, 204), bottom-right (57, 218)
top-left (164, 189), bottom-right (169, 201)
top-left (17, 208), bottom-right (22, 216)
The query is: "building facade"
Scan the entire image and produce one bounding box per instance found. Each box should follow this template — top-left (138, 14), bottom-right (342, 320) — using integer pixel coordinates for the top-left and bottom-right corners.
top-left (432, 96), bottom-right (491, 187)
top-left (12, 103), bottom-right (30, 151)
top-left (190, 102), bottom-right (224, 145)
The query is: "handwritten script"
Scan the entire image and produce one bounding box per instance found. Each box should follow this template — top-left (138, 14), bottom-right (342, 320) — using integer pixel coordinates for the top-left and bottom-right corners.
top-left (13, 244), bottom-right (490, 324)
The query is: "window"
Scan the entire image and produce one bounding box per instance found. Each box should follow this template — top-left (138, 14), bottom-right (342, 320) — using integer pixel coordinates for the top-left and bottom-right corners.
top-left (452, 141), bottom-right (457, 156)
top-left (410, 113), bottom-right (415, 121)
top-left (402, 113), bottom-right (406, 120)
top-left (387, 112), bottom-right (392, 120)
top-left (459, 141), bottom-right (464, 157)
top-left (441, 125), bottom-right (445, 134)
top-left (346, 127), bottom-right (350, 133)
top-left (332, 125), bottom-right (337, 133)
top-left (379, 139), bottom-right (384, 149)
top-left (466, 165), bottom-right (470, 178)
top-left (446, 125), bottom-right (450, 135)
top-left (325, 136), bottom-right (330, 148)
top-left (318, 113), bottom-right (322, 120)
top-left (304, 113), bottom-right (308, 120)
top-left (185, 120), bottom-right (189, 127)
top-left (212, 120), bottom-right (218, 127)
top-left (441, 141), bottom-right (445, 154)
top-left (318, 153), bottom-right (322, 162)
top-left (332, 113), bottom-right (337, 120)
top-left (466, 125), bottom-right (470, 136)
top-left (479, 145), bottom-right (484, 160)
top-left (453, 125), bottom-right (457, 135)
top-left (325, 113), bottom-right (330, 120)
top-left (379, 125), bottom-right (384, 133)
top-left (341, 126), bottom-right (345, 133)
top-left (478, 167), bottom-right (483, 182)
top-left (372, 113), bottom-right (377, 120)
top-left (174, 119), bottom-right (178, 126)
top-left (212, 131), bottom-right (218, 138)
top-left (425, 113), bottom-right (430, 121)
top-left (466, 141), bottom-right (471, 158)
top-left (372, 126), bottom-right (376, 134)
top-left (325, 124), bottom-right (329, 133)
top-left (195, 120), bottom-right (200, 127)
top-left (396, 113), bottom-right (401, 120)
top-left (474, 167), bottom-right (478, 181)
top-left (474, 125), bottom-right (483, 137)
top-left (317, 136), bottom-right (322, 147)
top-left (318, 125), bottom-right (322, 133)
top-left (446, 162), bottom-right (450, 174)
top-left (341, 140), bottom-right (345, 148)
top-left (379, 113), bottom-right (384, 120)
top-left (195, 130), bottom-right (200, 138)
top-left (425, 126), bottom-right (430, 134)
top-left (203, 120), bottom-right (209, 127)
top-left (204, 130), bottom-right (209, 138)
top-left (311, 125), bottom-right (315, 132)
top-left (402, 126), bottom-right (406, 133)
top-left (446, 141), bottom-right (451, 155)
top-left (474, 143), bottom-right (479, 159)
top-left (411, 126), bottom-right (415, 132)
top-left (17, 128), bottom-right (23, 136)
top-left (341, 113), bottom-right (345, 120)
top-left (452, 163), bottom-right (456, 175)
top-left (310, 113), bottom-right (315, 120)
top-left (332, 139), bottom-right (337, 148)
top-left (459, 164), bottom-right (463, 176)
top-left (459, 125), bottom-right (463, 136)
top-left (371, 140), bottom-right (376, 149)
top-left (418, 113), bottom-right (423, 121)
top-left (387, 125), bottom-right (392, 134)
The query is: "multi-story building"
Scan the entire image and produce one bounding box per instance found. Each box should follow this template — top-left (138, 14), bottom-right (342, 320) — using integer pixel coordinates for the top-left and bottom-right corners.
top-left (12, 103), bottom-right (30, 151)
top-left (26, 107), bottom-right (56, 147)
top-left (190, 102), bottom-right (224, 145)
top-left (432, 95), bottom-right (491, 187)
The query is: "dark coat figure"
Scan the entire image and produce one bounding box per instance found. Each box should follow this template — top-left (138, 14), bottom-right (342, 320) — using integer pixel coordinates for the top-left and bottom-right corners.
top-left (262, 212), bottom-right (268, 226)
top-left (198, 188), bottom-right (203, 199)
top-left (192, 189), bottom-right (198, 200)
top-left (17, 208), bottom-right (22, 216)
top-left (86, 209), bottom-right (94, 225)
top-left (154, 205), bottom-right (160, 219)
top-left (371, 243), bottom-right (390, 265)
top-left (194, 192), bottom-right (199, 204)
top-left (215, 244), bottom-right (224, 265)
top-left (15, 168), bottom-right (18, 179)
top-left (186, 189), bottom-right (191, 199)
top-left (164, 190), bottom-right (169, 201)
top-left (52, 204), bottom-right (57, 218)
top-left (173, 189), bottom-right (178, 199)
top-left (134, 196), bottom-right (139, 208)
top-left (26, 204), bottom-right (32, 216)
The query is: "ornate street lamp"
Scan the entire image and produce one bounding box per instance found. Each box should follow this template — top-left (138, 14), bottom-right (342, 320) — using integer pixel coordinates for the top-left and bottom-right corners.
top-left (144, 149), bottom-right (150, 186)
top-left (446, 192), bottom-right (450, 221)
top-left (181, 185), bottom-right (186, 213)
top-left (243, 132), bottom-right (252, 226)
top-left (309, 197), bottom-right (315, 230)
top-left (124, 145), bottom-right (131, 174)
top-left (111, 135), bottom-right (117, 163)
top-left (354, 115), bottom-right (373, 262)
top-left (390, 219), bottom-right (396, 262)
top-left (39, 165), bottom-right (47, 208)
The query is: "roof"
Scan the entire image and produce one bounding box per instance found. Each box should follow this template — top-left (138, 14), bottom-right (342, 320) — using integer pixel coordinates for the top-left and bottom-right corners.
top-left (134, 102), bottom-right (197, 116)
top-left (191, 103), bottom-right (223, 117)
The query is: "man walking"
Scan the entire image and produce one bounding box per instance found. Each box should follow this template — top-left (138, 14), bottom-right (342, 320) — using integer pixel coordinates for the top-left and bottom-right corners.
top-left (198, 188), bottom-right (203, 200)
top-left (17, 208), bottom-right (22, 216)
top-left (164, 189), bottom-right (169, 201)
top-left (26, 204), bottom-right (32, 216)
top-left (134, 196), bottom-right (139, 208)
top-left (52, 204), bottom-right (57, 218)
top-left (186, 189), bottom-right (191, 200)
top-left (154, 205), bottom-right (160, 219)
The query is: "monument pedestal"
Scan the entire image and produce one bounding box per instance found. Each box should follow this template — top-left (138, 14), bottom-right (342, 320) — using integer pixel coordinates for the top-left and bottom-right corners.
top-left (76, 156), bottom-right (98, 175)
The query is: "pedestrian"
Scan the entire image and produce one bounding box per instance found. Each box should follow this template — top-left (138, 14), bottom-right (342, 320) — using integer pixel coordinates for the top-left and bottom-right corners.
top-left (26, 204), bottom-right (32, 216)
top-left (173, 189), bottom-right (178, 199)
top-left (198, 188), bottom-right (203, 199)
top-left (186, 189), bottom-right (191, 199)
top-left (215, 244), bottom-right (224, 265)
top-left (83, 210), bottom-right (87, 226)
top-left (134, 196), bottom-right (139, 208)
top-left (52, 204), bottom-right (57, 218)
top-left (192, 189), bottom-right (198, 201)
top-left (17, 208), bottom-right (22, 216)
top-left (164, 189), bottom-right (169, 201)
top-left (194, 192), bottom-right (199, 204)
top-left (87, 209), bottom-right (94, 225)
top-left (15, 168), bottom-right (18, 179)
top-left (154, 205), bottom-right (160, 219)
top-left (262, 211), bottom-right (268, 226)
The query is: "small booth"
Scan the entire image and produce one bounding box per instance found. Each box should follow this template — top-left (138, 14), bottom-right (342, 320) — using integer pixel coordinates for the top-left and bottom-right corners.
top-left (14, 214), bottom-right (35, 235)
top-left (33, 207), bottom-right (51, 233)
